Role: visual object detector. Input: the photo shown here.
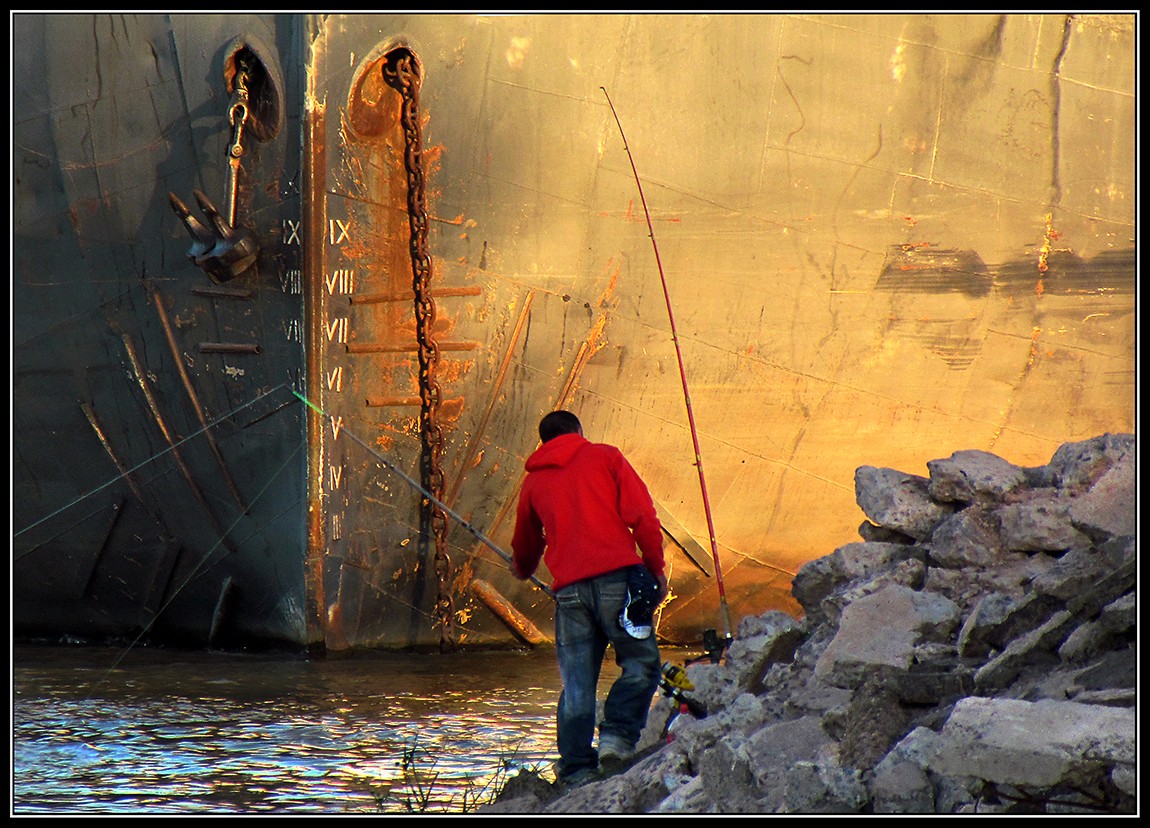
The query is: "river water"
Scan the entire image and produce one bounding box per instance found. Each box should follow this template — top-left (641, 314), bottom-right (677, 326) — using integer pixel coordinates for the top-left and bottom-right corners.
top-left (12, 643), bottom-right (694, 815)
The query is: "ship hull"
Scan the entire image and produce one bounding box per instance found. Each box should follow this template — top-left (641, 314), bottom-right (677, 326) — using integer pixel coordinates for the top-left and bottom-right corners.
top-left (12, 13), bottom-right (1136, 652)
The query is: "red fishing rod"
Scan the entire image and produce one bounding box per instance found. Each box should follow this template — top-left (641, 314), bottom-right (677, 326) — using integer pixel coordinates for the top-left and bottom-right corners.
top-left (602, 87), bottom-right (733, 649)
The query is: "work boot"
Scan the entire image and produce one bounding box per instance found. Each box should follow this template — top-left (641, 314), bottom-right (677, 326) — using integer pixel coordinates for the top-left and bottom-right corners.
top-left (597, 734), bottom-right (634, 770)
top-left (559, 767), bottom-right (601, 788)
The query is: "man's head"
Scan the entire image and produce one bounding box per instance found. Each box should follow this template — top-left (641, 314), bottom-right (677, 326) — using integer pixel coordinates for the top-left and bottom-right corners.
top-left (539, 410), bottom-right (582, 443)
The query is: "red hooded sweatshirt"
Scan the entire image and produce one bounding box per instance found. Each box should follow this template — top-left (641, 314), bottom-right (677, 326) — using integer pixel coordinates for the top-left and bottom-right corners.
top-left (511, 433), bottom-right (665, 592)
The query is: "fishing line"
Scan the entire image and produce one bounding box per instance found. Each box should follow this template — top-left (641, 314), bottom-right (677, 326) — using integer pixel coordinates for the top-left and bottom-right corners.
top-left (291, 390), bottom-right (556, 600)
top-left (106, 436), bottom-right (306, 671)
top-left (601, 86), bottom-right (734, 645)
top-left (15, 383), bottom-right (299, 540)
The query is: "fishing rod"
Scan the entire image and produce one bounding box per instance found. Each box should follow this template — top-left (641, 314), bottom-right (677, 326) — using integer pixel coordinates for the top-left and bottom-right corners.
top-left (601, 86), bottom-right (733, 648)
top-left (291, 390), bottom-right (556, 600)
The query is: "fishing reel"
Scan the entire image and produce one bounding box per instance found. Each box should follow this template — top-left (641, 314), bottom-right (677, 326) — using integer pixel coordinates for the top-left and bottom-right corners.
top-left (659, 661), bottom-right (707, 722)
top-left (682, 628), bottom-right (732, 667)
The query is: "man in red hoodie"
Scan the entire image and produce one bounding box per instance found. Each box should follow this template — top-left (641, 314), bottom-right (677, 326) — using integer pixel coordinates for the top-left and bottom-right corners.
top-left (511, 410), bottom-right (668, 786)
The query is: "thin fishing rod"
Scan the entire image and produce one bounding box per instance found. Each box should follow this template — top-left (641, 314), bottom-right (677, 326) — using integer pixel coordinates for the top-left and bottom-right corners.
top-left (291, 391), bottom-right (556, 600)
top-left (601, 86), bottom-right (733, 645)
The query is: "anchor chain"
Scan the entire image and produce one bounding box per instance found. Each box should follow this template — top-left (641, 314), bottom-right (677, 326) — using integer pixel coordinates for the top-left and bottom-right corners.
top-left (385, 50), bottom-right (456, 652)
top-left (223, 56), bottom-right (252, 228)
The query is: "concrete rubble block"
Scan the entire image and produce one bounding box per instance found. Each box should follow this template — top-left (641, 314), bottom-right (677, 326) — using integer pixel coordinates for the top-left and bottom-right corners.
top-left (831, 541), bottom-right (926, 582)
top-left (858, 520), bottom-right (916, 544)
top-left (822, 675), bottom-right (913, 769)
top-left (1061, 646), bottom-right (1137, 700)
top-left (1097, 591), bottom-right (1136, 634)
top-left (695, 738), bottom-right (761, 813)
top-left (956, 592), bottom-right (1015, 658)
top-left (855, 466), bottom-right (957, 541)
top-left (871, 727), bottom-right (943, 814)
top-left (1066, 550), bottom-right (1137, 619)
top-left (823, 556), bottom-right (929, 625)
top-left (1047, 433), bottom-right (1135, 492)
top-left (819, 558), bottom-right (927, 627)
top-left (926, 449), bottom-right (1029, 504)
top-left (744, 715), bottom-right (834, 803)
top-left (1057, 618), bottom-right (1110, 664)
top-left (779, 744), bottom-right (870, 814)
top-left (880, 658), bottom-right (974, 706)
top-left (1031, 537), bottom-right (1133, 601)
top-left (708, 691), bottom-right (769, 737)
top-left (651, 774), bottom-right (712, 813)
top-left (1052, 586), bottom-right (1135, 666)
top-left (974, 610), bottom-right (1074, 692)
top-left (546, 743), bottom-right (695, 814)
top-left (965, 553), bottom-right (1058, 606)
top-left (974, 590), bottom-right (1063, 653)
top-left (996, 491), bottom-right (1092, 553)
top-left (930, 697), bottom-right (1136, 789)
top-left (681, 659), bottom-right (739, 713)
top-left (781, 672), bottom-right (852, 720)
top-left (814, 583), bottom-right (961, 689)
top-left (661, 694), bottom-right (765, 762)
top-left (791, 555), bottom-right (836, 621)
top-left (1110, 765), bottom-right (1137, 798)
top-left (724, 611), bottom-right (804, 692)
top-left (927, 506), bottom-right (1006, 568)
top-left (1068, 452), bottom-right (1135, 541)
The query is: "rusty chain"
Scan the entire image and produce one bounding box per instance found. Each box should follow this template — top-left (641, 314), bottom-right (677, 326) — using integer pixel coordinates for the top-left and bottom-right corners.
top-left (385, 50), bottom-right (455, 651)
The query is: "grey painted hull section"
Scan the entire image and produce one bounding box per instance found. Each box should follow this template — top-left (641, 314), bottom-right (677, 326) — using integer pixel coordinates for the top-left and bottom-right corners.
top-left (12, 13), bottom-right (1136, 651)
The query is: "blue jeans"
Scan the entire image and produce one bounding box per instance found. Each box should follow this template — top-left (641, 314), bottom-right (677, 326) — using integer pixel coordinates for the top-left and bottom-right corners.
top-left (553, 567), bottom-right (661, 780)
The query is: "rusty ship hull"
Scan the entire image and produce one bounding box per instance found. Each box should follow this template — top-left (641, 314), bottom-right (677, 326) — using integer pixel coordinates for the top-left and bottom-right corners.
top-left (12, 13), bottom-right (1136, 652)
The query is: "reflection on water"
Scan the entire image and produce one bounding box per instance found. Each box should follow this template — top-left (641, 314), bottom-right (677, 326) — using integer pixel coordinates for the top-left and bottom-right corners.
top-left (13, 644), bottom-right (584, 814)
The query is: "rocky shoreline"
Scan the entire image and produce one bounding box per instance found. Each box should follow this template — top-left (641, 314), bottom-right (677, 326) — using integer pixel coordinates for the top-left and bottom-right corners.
top-left (482, 433), bottom-right (1137, 814)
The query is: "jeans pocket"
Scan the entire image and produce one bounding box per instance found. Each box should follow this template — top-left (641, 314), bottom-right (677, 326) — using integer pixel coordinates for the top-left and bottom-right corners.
top-left (556, 590), bottom-right (594, 646)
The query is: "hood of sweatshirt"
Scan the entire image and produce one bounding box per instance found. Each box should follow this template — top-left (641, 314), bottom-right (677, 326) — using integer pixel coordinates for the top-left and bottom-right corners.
top-left (524, 432), bottom-right (587, 471)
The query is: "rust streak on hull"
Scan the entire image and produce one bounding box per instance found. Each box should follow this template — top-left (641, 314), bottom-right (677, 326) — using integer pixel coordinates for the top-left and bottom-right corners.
top-left (152, 290), bottom-right (248, 512)
top-left (445, 289), bottom-right (535, 508)
top-left (121, 332), bottom-right (236, 554)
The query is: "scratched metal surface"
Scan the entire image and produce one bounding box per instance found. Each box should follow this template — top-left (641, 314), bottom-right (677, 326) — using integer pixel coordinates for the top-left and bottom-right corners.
top-left (12, 13), bottom-right (1136, 651)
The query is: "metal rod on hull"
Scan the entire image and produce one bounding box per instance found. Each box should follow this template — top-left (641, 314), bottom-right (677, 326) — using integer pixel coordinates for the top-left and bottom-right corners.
top-left (601, 87), bottom-right (733, 647)
top-left (290, 391), bottom-right (556, 600)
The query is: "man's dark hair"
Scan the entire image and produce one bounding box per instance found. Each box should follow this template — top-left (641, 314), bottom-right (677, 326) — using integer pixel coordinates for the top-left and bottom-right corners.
top-left (539, 410), bottom-right (582, 443)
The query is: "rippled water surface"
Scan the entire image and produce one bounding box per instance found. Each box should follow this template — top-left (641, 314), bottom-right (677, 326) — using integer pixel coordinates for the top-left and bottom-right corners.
top-left (13, 643), bottom-right (606, 814)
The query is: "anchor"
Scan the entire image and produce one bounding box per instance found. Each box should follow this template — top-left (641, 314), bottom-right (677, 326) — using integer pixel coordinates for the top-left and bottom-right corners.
top-left (169, 53), bottom-right (259, 283)
top-left (169, 189), bottom-right (258, 284)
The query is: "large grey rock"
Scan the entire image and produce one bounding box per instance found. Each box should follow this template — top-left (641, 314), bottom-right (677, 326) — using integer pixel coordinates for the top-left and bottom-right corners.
top-left (724, 611), bottom-right (804, 693)
top-left (927, 506), bottom-right (1005, 567)
top-left (930, 697), bottom-right (1136, 788)
top-left (818, 558), bottom-right (927, 627)
top-left (778, 745), bottom-right (869, 814)
top-left (1068, 452), bottom-right (1136, 541)
top-left (974, 610), bottom-right (1075, 692)
top-left (871, 727), bottom-right (941, 813)
top-left (997, 491), bottom-right (1091, 552)
top-left (926, 449), bottom-right (1028, 503)
top-left (1047, 433), bottom-right (1135, 491)
top-left (814, 583), bottom-right (961, 688)
top-left (793, 541), bottom-right (924, 622)
top-left (855, 466), bottom-right (956, 541)
top-left (744, 715), bottom-right (834, 805)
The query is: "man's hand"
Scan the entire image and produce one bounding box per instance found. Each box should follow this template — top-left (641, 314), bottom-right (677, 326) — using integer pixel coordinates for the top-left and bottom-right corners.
top-left (655, 573), bottom-right (669, 605)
